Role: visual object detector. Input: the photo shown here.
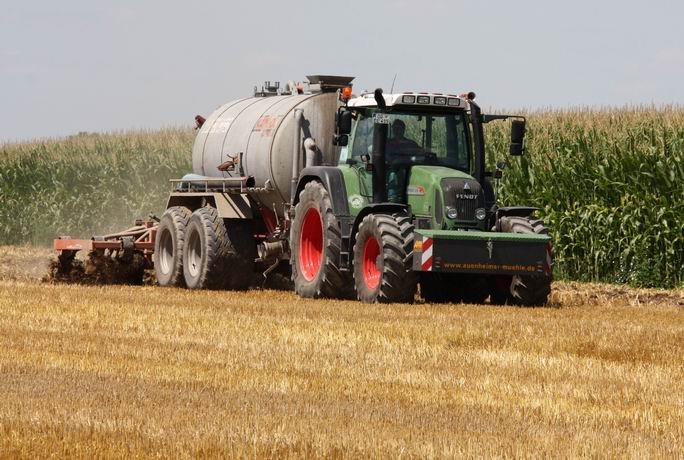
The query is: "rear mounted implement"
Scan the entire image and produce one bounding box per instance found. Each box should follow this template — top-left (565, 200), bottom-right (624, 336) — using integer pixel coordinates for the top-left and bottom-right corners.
top-left (52, 219), bottom-right (158, 284)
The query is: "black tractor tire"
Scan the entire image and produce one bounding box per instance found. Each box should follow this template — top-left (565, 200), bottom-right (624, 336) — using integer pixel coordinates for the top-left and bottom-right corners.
top-left (290, 181), bottom-right (353, 299)
top-left (154, 206), bottom-right (191, 287)
top-left (353, 213), bottom-right (417, 303)
top-left (183, 207), bottom-right (255, 290)
top-left (421, 273), bottom-right (489, 304)
top-left (492, 216), bottom-right (552, 306)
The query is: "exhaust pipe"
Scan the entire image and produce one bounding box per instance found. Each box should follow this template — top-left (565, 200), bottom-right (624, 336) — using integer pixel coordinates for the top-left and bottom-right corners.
top-left (372, 88), bottom-right (388, 203)
top-left (290, 109), bottom-right (304, 201)
top-left (468, 100), bottom-right (486, 188)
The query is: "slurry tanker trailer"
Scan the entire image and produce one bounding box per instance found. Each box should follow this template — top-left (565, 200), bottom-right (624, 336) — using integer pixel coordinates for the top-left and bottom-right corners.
top-left (54, 75), bottom-right (553, 305)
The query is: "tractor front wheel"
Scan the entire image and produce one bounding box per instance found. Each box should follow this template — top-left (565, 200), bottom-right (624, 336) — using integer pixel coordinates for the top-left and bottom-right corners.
top-left (353, 213), bottom-right (417, 303)
top-left (491, 216), bottom-right (552, 306)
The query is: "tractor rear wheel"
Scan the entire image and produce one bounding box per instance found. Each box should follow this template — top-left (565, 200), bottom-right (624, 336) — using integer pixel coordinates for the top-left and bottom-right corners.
top-left (353, 213), bottom-right (417, 303)
top-left (183, 207), bottom-right (255, 290)
top-left (155, 206), bottom-right (191, 287)
top-left (492, 216), bottom-right (552, 306)
top-left (290, 181), bottom-right (353, 299)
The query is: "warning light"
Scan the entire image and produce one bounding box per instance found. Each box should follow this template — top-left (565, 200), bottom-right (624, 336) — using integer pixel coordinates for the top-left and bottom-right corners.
top-left (341, 86), bottom-right (353, 102)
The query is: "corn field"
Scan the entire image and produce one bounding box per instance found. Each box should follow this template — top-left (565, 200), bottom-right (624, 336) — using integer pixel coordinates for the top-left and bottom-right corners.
top-left (485, 106), bottom-right (684, 288)
top-left (0, 129), bottom-right (192, 246)
top-left (1, 107), bottom-right (682, 287)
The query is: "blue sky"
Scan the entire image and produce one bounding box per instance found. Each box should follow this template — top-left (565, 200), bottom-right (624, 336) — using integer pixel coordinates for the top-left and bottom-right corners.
top-left (1, 0), bottom-right (682, 142)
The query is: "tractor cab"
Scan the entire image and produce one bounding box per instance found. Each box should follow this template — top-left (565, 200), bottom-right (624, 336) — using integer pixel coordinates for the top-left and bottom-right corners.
top-left (338, 91), bottom-right (490, 230)
top-left (344, 93), bottom-right (471, 171)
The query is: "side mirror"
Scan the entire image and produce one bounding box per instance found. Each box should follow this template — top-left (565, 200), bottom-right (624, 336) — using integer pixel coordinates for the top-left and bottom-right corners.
top-left (510, 119), bottom-right (526, 156)
top-left (361, 154), bottom-right (373, 171)
top-left (336, 109), bottom-right (352, 135)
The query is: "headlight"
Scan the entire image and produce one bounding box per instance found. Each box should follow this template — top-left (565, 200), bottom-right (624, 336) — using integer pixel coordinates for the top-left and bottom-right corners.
top-left (446, 207), bottom-right (458, 219)
top-left (475, 208), bottom-right (487, 221)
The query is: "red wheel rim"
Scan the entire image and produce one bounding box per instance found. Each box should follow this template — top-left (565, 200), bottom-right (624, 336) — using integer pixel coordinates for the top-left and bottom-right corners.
top-left (362, 236), bottom-right (381, 289)
top-left (299, 208), bottom-right (323, 281)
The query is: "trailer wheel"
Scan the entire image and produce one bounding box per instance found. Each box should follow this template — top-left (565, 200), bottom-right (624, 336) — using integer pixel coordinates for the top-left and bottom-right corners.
top-left (493, 216), bottom-right (552, 306)
top-left (154, 206), bottom-right (191, 287)
top-left (291, 181), bottom-right (353, 299)
top-left (183, 207), bottom-right (255, 290)
top-left (353, 213), bottom-right (417, 303)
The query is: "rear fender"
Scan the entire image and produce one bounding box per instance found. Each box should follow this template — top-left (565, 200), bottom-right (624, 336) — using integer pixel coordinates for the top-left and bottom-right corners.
top-left (294, 167), bottom-right (349, 216)
top-left (348, 203), bottom-right (410, 257)
top-left (166, 193), bottom-right (253, 219)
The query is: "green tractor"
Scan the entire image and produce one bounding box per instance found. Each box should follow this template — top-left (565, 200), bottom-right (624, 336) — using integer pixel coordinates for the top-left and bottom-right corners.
top-left (290, 88), bottom-right (552, 305)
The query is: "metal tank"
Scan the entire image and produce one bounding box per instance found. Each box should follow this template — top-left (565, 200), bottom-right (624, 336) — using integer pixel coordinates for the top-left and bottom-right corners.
top-left (192, 76), bottom-right (354, 214)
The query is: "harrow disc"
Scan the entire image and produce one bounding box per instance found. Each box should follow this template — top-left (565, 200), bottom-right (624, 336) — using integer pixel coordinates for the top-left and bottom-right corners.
top-left (84, 250), bottom-right (146, 285)
top-left (48, 250), bottom-right (86, 283)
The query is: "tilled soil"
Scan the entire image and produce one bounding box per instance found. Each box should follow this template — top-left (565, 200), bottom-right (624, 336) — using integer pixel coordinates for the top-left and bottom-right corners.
top-left (47, 250), bottom-right (147, 285)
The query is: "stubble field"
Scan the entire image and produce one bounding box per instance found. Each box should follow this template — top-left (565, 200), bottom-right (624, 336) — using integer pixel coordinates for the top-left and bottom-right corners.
top-left (0, 247), bottom-right (682, 458)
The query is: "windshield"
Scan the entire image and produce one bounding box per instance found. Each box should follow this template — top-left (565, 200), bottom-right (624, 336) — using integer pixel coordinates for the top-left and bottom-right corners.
top-left (350, 109), bottom-right (471, 172)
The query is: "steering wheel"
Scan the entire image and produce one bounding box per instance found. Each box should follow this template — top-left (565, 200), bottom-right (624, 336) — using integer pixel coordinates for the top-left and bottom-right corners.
top-left (406, 150), bottom-right (438, 163)
top-left (386, 146), bottom-right (438, 164)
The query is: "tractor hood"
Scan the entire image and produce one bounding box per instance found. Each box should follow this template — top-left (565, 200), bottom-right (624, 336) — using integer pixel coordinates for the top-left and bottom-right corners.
top-left (407, 165), bottom-right (486, 230)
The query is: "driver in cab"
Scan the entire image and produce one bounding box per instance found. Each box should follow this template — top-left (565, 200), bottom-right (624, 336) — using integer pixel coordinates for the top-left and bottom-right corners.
top-left (385, 119), bottom-right (420, 203)
top-left (387, 119), bottom-right (419, 155)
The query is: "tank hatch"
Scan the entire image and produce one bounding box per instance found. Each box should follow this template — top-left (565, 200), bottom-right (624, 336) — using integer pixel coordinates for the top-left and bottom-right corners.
top-left (254, 81), bottom-right (281, 97)
top-left (306, 75), bottom-right (355, 92)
